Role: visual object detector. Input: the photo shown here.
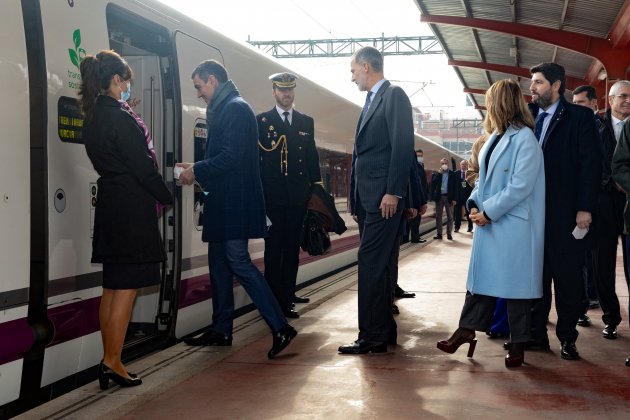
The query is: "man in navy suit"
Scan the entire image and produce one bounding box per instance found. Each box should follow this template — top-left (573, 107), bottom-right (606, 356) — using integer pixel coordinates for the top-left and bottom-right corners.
top-left (177, 60), bottom-right (296, 359)
top-left (340, 47), bottom-right (414, 354)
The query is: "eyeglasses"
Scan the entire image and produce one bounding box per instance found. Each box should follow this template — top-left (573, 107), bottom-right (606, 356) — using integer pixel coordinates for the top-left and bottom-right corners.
top-left (611, 93), bottom-right (630, 101)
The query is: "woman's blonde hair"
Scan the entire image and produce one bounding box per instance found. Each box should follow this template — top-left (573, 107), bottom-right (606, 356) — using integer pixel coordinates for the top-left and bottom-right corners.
top-left (483, 79), bottom-right (534, 134)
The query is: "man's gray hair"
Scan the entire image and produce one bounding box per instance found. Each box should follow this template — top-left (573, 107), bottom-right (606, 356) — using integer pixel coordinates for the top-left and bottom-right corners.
top-left (353, 46), bottom-right (384, 73)
top-left (609, 80), bottom-right (630, 96)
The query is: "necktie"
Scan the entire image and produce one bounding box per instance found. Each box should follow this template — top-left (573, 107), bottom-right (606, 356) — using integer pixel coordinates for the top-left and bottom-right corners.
top-left (534, 111), bottom-right (548, 142)
top-left (283, 111), bottom-right (290, 127)
top-left (360, 91), bottom-right (373, 124)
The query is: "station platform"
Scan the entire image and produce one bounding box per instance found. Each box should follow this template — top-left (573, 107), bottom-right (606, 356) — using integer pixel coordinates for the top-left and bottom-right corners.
top-left (19, 232), bottom-right (630, 419)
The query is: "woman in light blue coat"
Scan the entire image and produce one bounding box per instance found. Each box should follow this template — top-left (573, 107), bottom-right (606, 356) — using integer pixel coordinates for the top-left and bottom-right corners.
top-left (437, 79), bottom-right (545, 368)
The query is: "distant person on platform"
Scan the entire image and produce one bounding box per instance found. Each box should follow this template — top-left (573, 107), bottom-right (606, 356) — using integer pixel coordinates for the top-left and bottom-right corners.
top-left (454, 159), bottom-right (473, 233)
top-left (430, 157), bottom-right (458, 240)
top-left (340, 46), bottom-right (414, 354)
top-left (257, 72), bottom-right (322, 319)
top-left (407, 148), bottom-right (429, 243)
top-left (177, 59), bottom-right (296, 359)
top-left (436, 79), bottom-right (545, 368)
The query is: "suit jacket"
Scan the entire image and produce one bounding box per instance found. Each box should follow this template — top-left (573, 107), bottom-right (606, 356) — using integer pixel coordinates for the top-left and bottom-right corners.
top-left (430, 170), bottom-right (458, 202)
top-left (194, 90), bottom-right (267, 242)
top-left (415, 161), bottom-right (429, 205)
top-left (257, 108), bottom-right (321, 208)
top-left (529, 98), bottom-right (601, 252)
top-left (467, 126), bottom-right (545, 299)
top-left (456, 170), bottom-right (473, 202)
top-left (350, 81), bottom-right (414, 215)
top-left (83, 95), bottom-right (172, 263)
top-left (612, 120), bottom-right (630, 234)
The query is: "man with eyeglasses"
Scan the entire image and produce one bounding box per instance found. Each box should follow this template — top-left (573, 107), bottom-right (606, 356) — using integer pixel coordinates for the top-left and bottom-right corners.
top-left (593, 80), bottom-right (630, 342)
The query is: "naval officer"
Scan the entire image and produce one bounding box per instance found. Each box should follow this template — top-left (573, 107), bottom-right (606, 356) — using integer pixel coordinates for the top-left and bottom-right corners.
top-left (257, 72), bottom-right (322, 318)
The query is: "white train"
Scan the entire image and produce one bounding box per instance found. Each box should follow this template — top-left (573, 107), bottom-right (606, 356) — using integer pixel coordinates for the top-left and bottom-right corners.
top-left (0, 0), bottom-right (457, 416)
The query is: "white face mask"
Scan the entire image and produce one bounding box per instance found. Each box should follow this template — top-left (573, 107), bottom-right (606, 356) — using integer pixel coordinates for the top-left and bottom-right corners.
top-left (417, 156), bottom-right (424, 164)
top-left (441, 164), bottom-right (448, 171)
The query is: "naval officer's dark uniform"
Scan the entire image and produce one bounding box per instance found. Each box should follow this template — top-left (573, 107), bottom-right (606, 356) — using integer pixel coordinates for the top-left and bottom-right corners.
top-left (257, 74), bottom-right (322, 315)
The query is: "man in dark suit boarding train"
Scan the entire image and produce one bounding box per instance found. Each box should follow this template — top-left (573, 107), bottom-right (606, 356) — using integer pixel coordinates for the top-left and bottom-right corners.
top-left (257, 72), bottom-right (322, 320)
top-left (177, 60), bottom-right (296, 359)
top-left (339, 46), bottom-right (414, 354)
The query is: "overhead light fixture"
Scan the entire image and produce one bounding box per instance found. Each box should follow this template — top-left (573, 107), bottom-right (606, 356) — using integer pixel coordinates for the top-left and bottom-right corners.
top-left (509, 45), bottom-right (518, 58)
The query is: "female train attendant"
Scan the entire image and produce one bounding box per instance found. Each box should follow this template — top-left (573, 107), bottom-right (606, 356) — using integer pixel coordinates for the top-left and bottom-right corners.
top-left (79, 50), bottom-right (172, 388)
top-left (436, 79), bottom-right (545, 368)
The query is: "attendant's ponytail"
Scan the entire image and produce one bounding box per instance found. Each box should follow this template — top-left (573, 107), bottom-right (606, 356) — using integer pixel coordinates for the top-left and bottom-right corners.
top-left (78, 50), bottom-right (132, 121)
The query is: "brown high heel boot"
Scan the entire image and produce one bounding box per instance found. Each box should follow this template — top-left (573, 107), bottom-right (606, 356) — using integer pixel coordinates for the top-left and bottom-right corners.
top-left (505, 342), bottom-right (525, 367)
top-left (437, 327), bottom-right (477, 357)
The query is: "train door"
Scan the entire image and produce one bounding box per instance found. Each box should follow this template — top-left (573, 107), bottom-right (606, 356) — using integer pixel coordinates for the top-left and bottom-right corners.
top-left (173, 32), bottom-right (224, 338)
top-left (0, 1), bottom-right (32, 408)
top-left (105, 5), bottom-right (179, 347)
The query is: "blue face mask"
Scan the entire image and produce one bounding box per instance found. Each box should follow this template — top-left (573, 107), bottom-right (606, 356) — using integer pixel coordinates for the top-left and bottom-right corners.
top-left (120, 82), bottom-right (131, 102)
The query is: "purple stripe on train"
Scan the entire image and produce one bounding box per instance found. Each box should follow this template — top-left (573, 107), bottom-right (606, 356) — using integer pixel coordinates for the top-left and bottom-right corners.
top-left (0, 318), bottom-right (35, 365)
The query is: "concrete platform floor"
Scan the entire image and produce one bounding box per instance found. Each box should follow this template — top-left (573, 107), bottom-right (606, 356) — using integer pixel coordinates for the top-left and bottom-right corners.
top-left (20, 232), bottom-right (630, 419)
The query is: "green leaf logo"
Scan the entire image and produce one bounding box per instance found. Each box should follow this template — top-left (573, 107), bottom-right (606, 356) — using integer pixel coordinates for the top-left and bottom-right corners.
top-left (68, 29), bottom-right (84, 70)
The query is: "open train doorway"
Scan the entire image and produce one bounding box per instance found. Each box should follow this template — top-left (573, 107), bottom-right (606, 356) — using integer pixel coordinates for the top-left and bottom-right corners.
top-left (106, 5), bottom-right (179, 348)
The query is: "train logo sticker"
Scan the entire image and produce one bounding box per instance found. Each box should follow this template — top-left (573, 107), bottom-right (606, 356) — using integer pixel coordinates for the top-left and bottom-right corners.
top-left (68, 29), bottom-right (86, 70)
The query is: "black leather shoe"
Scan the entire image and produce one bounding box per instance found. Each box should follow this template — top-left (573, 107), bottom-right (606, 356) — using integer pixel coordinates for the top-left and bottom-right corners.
top-left (434, 235), bottom-right (442, 240)
top-left (392, 304), bottom-right (400, 315)
top-left (292, 295), bottom-right (310, 304)
top-left (284, 309), bottom-right (300, 319)
top-left (394, 286), bottom-right (416, 299)
top-left (410, 237), bottom-right (427, 243)
top-left (467, 227), bottom-right (473, 232)
top-left (577, 314), bottom-right (591, 327)
top-left (454, 228), bottom-right (460, 233)
top-left (560, 341), bottom-right (579, 360)
top-left (184, 331), bottom-right (232, 346)
top-left (268, 325), bottom-right (297, 359)
top-left (338, 339), bottom-right (387, 354)
top-left (602, 324), bottom-right (618, 339)
top-left (447, 234), bottom-right (453, 240)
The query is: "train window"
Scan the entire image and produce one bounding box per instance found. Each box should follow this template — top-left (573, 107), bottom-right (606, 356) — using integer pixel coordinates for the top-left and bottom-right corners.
top-left (106, 4), bottom-right (171, 57)
top-left (58, 96), bottom-right (84, 144)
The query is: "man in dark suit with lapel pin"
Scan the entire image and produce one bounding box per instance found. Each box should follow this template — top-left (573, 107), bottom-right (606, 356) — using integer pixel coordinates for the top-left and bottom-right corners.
top-left (257, 72), bottom-right (322, 319)
top-left (177, 60), bottom-right (296, 359)
top-left (339, 46), bottom-right (414, 354)
top-left (526, 62), bottom-right (601, 360)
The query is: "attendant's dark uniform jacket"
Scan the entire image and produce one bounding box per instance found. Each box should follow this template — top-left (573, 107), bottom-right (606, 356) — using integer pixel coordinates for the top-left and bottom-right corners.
top-left (83, 95), bottom-right (172, 263)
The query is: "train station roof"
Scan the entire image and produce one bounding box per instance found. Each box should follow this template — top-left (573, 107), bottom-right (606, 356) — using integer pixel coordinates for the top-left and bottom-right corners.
top-left (414, 0), bottom-right (630, 116)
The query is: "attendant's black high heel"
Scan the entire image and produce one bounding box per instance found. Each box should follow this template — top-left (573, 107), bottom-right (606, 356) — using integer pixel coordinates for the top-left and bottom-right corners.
top-left (98, 362), bottom-right (142, 390)
top-left (437, 327), bottom-right (477, 357)
top-left (99, 360), bottom-right (137, 379)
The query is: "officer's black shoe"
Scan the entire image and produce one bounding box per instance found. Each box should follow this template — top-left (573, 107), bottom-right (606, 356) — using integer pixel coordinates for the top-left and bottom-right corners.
top-left (292, 295), bottom-right (310, 304)
top-left (602, 324), bottom-right (618, 339)
top-left (577, 314), bottom-right (591, 327)
top-left (268, 326), bottom-right (297, 359)
top-left (560, 341), bottom-right (579, 360)
top-left (284, 309), bottom-right (300, 319)
top-left (184, 331), bottom-right (232, 346)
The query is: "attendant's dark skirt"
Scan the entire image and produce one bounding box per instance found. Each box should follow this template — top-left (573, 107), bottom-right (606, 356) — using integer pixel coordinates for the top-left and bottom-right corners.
top-left (102, 262), bottom-right (161, 290)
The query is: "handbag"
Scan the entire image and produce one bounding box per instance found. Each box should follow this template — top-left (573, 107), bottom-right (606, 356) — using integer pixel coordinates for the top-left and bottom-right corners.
top-left (299, 210), bottom-right (331, 256)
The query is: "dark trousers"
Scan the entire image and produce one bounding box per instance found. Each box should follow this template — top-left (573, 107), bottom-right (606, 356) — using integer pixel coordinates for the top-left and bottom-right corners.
top-left (408, 214), bottom-right (421, 241)
top-left (208, 239), bottom-right (287, 334)
top-left (531, 248), bottom-right (584, 343)
top-left (435, 195), bottom-right (453, 236)
top-left (592, 190), bottom-right (628, 326)
top-left (459, 292), bottom-right (531, 343)
top-left (264, 205), bottom-right (305, 312)
top-left (357, 206), bottom-right (402, 342)
top-left (454, 199), bottom-right (472, 231)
